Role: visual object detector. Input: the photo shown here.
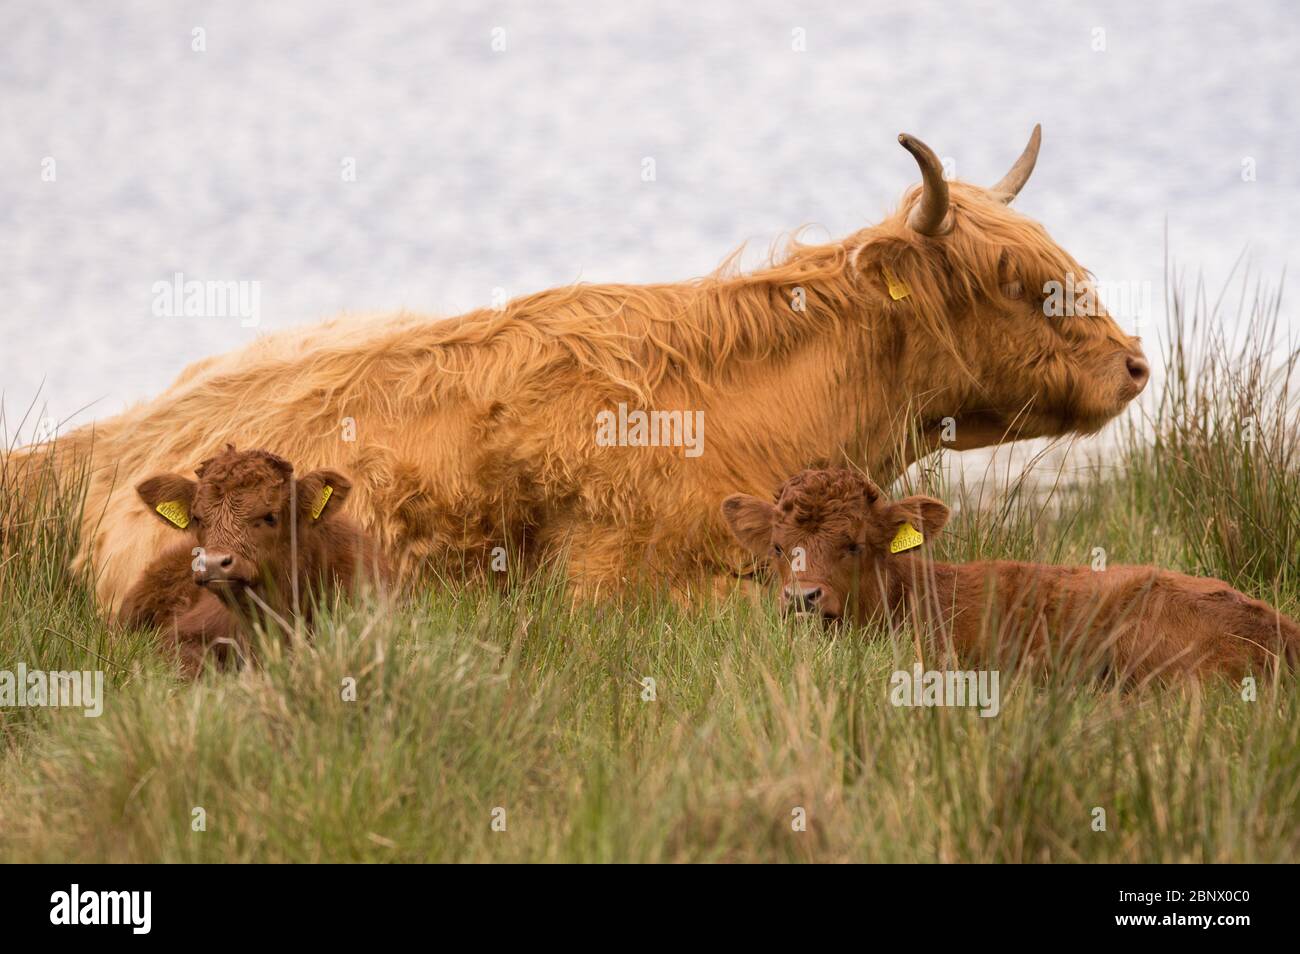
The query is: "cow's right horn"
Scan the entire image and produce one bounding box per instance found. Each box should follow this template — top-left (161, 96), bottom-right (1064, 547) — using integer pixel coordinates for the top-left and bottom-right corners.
top-left (898, 133), bottom-right (951, 236)
top-left (990, 124), bottom-right (1042, 202)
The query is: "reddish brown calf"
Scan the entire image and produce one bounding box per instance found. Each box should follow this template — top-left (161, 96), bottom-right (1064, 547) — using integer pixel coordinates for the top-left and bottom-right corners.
top-left (722, 469), bottom-right (1299, 681)
top-left (119, 446), bottom-right (388, 676)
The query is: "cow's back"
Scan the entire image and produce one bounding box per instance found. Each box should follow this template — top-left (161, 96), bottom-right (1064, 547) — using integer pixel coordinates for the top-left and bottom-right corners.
top-left (938, 560), bottom-right (1297, 679)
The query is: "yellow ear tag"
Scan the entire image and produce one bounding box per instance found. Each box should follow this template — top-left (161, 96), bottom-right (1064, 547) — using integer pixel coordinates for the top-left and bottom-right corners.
top-left (883, 266), bottom-right (911, 301)
top-left (155, 500), bottom-right (190, 529)
top-left (889, 521), bottom-right (924, 554)
top-left (310, 484), bottom-right (333, 520)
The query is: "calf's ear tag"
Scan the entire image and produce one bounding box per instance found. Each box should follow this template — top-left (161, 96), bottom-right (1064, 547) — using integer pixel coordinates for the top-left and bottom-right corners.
top-left (883, 266), bottom-right (912, 301)
top-left (155, 500), bottom-right (190, 529)
top-left (310, 484), bottom-right (333, 520)
top-left (889, 521), bottom-right (924, 554)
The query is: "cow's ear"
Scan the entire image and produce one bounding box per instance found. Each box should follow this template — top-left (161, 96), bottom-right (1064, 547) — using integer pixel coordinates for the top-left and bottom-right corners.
top-left (136, 473), bottom-right (197, 530)
top-left (721, 494), bottom-right (778, 556)
top-left (296, 469), bottom-right (352, 521)
top-left (885, 495), bottom-right (950, 551)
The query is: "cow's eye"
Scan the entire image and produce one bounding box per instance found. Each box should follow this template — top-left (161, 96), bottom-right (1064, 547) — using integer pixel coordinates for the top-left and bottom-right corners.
top-left (1001, 281), bottom-right (1023, 299)
top-left (771, 544), bottom-right (784, 557)
top-left (262, 513), bottom-right (277, 526)
top-left (845, 542), bottom-right (862, 555)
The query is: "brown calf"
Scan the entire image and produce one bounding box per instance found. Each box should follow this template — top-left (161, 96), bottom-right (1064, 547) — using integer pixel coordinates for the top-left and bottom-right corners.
top-left (119, 446), bottom-right (387, 675)
top-left (722, 469), bottom-right (1299, 681)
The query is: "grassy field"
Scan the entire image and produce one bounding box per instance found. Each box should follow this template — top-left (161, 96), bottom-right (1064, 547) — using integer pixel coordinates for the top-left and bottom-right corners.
top-left (1, 276), bottom-right (1297, 863)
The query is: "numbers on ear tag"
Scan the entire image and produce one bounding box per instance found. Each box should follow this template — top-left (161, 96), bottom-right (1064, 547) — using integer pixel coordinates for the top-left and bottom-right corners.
top-left (310, 484), bottom-right (333, 520)
top-left (889, 521), bottom-right (924, 554)
top-left (156, 500), bottom-right (190, 529)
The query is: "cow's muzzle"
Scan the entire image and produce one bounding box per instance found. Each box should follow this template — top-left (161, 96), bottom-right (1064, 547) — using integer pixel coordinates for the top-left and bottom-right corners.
top-left (194, 550), bottom-right (255, 588)
top-left (781, 583), bottom-right (842, 623)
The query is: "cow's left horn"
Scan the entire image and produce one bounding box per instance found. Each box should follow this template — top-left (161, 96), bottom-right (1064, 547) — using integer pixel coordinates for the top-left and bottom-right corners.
top-left (990, 123), bottom-right (1042, 202)
top-left (898, 133), bottom-right (951, 236)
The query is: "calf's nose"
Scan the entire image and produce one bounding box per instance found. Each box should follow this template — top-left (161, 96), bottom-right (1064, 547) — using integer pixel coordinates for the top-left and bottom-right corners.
top-left (782, 584), bottom-right (823, 615)
top-left (196, 550), bottom-right (242, 585)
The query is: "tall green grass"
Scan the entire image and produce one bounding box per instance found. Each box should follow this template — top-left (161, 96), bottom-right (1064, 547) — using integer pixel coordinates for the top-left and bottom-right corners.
top-left (0, 274), bottom-right (1296, 863)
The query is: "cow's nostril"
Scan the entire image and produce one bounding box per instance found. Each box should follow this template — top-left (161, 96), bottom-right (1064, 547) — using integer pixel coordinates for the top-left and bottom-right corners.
top-left (1125, 354), bottom-right (1150, 389)
top-left (784, 586), bottom-right (822, 614)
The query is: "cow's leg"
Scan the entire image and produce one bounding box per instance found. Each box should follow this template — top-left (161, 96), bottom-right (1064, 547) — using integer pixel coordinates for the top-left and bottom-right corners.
top-left (170, 593), bottom-right (242, 678)
top-left (552, 519), bottom-right (770, 610)
top-left (703, 571), bottom-right (769, 605)
top-left (119, 541), bottom-right (201, 627)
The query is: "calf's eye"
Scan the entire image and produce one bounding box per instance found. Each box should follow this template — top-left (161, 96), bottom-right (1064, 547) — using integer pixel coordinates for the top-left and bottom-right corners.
top-left (262, 513), bottom-right (277, 526)
top-left (845, 542), bottom-right (862, 555)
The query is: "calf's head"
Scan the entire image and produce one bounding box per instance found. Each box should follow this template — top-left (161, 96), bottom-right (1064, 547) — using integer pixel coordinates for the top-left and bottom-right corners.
top-left (856, 126), bottom-right (1148, 447)
top-left (722, 469), bottom-right (949, 623)
top-left (136, 445), bottom-right (351, 593)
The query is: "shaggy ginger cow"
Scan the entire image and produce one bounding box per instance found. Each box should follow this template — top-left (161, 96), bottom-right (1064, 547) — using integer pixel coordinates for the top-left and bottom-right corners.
top-left (18, 126), bottom-right (1147, 609)
top-left (119, 446), bottom-right (386, 675)
top-left (722, 470), bottom-right (1300, 681)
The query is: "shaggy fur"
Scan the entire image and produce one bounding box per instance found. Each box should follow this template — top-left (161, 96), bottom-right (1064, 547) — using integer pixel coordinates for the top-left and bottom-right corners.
top-left (119, 446), bottom-right (387, 675)
top-left (723, 470), bottom-right (1300, 681)
top-left (13, 134), bottom-right (1145, 610)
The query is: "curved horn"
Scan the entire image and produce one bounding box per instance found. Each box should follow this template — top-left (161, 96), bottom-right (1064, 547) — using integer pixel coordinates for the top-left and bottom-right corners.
top-left (990, 123), bottom-right (1042, 202)
top-left (898, 133), bottom-right (951, 236)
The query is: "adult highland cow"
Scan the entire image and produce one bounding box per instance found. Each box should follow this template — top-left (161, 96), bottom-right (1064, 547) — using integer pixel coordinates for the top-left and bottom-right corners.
top-left (15, 126), bottom-right (1148, 609)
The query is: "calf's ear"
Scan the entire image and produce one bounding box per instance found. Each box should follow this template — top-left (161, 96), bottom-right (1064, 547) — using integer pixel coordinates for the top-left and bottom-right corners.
top-left (721, 494), bottom-right (778, 556)
top-left (296, 469), bottom-right (353, 521)
top-left (887, 495), bottom-right (950, 543)
top-left (136, 473), bottom-right (198, 530)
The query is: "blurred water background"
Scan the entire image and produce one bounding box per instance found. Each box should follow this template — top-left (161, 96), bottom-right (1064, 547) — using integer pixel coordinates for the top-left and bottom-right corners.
top-left (2, 0), bottom-right (1297, 461)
